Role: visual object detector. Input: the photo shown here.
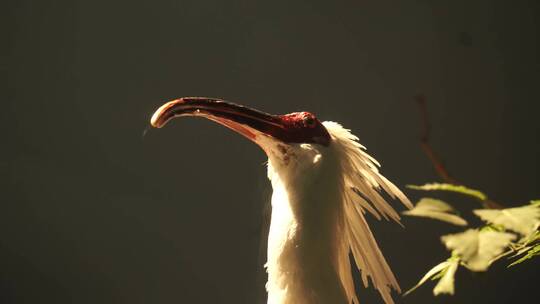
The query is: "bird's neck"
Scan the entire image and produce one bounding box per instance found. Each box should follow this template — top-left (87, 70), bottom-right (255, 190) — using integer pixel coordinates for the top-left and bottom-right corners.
top-left (265, 150), bottom-right (348, 304)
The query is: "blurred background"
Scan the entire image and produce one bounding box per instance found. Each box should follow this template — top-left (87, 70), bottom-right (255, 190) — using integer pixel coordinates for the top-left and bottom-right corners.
top-left (3, 0), bottom-right (539, 303)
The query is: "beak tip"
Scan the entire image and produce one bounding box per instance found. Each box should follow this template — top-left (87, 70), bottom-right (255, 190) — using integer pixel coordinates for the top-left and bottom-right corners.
top-left (151, 99), bottom-right (182, 128)
top-left (150, 112), bottom-right (162, 128)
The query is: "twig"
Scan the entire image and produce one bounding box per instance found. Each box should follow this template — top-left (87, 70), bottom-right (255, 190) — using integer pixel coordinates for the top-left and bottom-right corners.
top-left (415, 94), bottom-right (459, 185)
top-left (414, 94), bottom-right (503, 209)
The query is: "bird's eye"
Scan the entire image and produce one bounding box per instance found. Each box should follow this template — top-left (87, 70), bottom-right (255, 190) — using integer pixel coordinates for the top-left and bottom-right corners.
top-left (303, 116), bottom-right (316, 127)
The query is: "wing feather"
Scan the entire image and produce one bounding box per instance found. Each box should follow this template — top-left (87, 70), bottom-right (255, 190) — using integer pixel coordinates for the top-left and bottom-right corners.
top-left (323, 121), bottom-right (411, 304)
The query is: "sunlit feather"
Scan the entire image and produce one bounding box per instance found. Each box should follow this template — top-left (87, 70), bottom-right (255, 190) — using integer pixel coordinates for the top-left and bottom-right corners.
top-left (264, 121), bottom-right (411, 304)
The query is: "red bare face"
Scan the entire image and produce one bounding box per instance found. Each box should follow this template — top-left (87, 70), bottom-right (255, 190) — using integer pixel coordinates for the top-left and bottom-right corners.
top-left (151, 98), bottom-right (331, 146)
top-left (276, 112), bottom-right (331, 146)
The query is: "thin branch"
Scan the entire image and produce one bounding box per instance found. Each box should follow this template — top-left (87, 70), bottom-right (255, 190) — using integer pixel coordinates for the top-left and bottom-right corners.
top-left (415, 94), bottom-right (459, 185)
top-left (414, 94), bottom-right (503, 209)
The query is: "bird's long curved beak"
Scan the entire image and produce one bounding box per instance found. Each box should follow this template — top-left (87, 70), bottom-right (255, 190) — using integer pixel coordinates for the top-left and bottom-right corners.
top-left (150, 97), bottom-right (284, 143)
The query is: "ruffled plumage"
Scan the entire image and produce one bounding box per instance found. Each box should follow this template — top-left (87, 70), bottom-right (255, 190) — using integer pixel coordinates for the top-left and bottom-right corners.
top-left (323, 121), bottom-right (412, 304)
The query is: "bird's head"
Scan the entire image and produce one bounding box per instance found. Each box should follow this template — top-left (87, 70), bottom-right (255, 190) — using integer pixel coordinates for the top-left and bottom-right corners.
top-left (150, 97), bottom-right (332, 155)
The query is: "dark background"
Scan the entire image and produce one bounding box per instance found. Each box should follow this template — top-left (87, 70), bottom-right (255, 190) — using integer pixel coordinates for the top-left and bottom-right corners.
top-left (4, 0), bottom-right (539, 303)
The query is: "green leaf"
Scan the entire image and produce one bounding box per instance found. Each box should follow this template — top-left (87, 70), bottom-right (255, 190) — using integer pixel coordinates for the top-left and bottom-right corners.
top-left (508, 244), bottom-right (540, 267)
top-left (433, 258), bottom-right (459, 296)
top-left (473, 203), bottom-right (540, 236)
top-left (522, 230), bottom-right (540, 245)
top-left (404, 257), bottom-right (460, 296)
top-left (441, 229), bottom-right (516, 271)
top-left (404, 260), bottom-right (452, 296)
top-left (407, 183), bottom-right (487, 201)
top-left (403, 198), bottom-right (468, 226)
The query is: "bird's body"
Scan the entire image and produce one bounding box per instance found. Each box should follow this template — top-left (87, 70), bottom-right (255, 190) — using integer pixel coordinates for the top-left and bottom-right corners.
top-left (263, 136), bottom-right (347, 304)
top-left (262, 123), bottom-right (411, 304)
top-left (150, 98), bottom-right (412, 304)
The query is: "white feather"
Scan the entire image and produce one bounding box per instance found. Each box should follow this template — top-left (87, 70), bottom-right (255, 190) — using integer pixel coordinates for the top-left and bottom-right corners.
top-left (325, 121), bottom-right (412, 304)
top-left (261, 121), bottom-right (411, 304)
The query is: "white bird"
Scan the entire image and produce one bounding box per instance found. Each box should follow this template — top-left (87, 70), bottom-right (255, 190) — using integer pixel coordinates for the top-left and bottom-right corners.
top-left (151, 97), bottom-right (412, 304)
